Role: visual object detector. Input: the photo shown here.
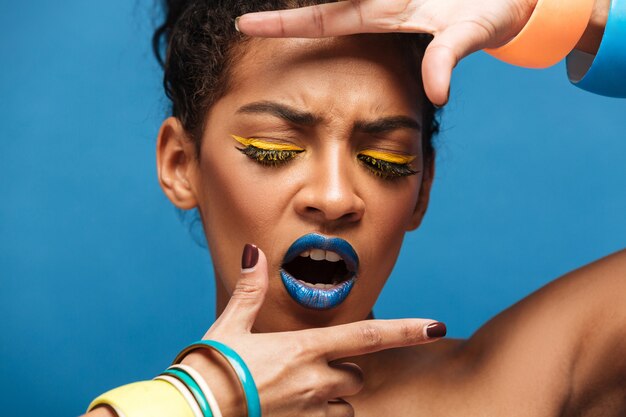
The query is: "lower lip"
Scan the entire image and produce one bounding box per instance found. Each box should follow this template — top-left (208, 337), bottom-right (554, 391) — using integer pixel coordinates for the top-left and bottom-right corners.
top-left (280, 269), bottom-right (355, 310)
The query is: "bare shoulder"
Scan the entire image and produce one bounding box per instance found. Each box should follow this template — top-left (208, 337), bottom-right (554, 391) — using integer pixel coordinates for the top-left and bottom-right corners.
top-left (447, 248), bottom-right (626, 416)
top-left (359, 249), bottom-right (626, 417)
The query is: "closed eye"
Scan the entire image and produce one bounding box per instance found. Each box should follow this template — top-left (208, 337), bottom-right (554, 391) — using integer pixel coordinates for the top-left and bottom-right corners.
top-left (357, 150), bottom-right (419, 180)
top-left (237, 145), bottom-right (303, 166)
top-left (232, 134), bottom-right (304, 167)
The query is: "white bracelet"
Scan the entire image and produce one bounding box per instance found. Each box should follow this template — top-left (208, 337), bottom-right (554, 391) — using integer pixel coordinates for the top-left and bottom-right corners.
top-left (154, 375), bottom-right (204, 417)
top-left (173, 364), bottom-right (224, 417)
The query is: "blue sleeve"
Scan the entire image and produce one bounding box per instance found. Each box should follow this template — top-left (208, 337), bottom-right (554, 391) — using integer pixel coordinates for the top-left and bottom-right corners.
top-left (567, 0), bottom-right (626, 98)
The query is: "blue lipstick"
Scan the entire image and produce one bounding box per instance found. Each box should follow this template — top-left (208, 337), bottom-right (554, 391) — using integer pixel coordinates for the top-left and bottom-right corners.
top-left (280, 233), bottom-right (359, 310)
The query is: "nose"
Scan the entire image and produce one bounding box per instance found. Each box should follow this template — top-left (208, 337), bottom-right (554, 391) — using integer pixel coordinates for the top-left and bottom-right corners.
top-left (293, 148), bottom-right (365, 225)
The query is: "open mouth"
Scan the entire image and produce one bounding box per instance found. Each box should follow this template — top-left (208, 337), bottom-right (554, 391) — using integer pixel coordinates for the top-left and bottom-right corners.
top-left (282, 249), bottom-right (352, 288)
top-left (280, 233), bottom-right (358, 310)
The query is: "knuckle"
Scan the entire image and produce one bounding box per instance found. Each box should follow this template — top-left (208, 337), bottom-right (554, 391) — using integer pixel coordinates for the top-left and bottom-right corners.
top-left (311, 5), bottom-right (326, 36)
top-left (292, 335), bottom-right (312, 360)
top-left (277, 11), bottom-right (286, 37)
top-left (399, 322), bottom-right (422, 344)
top-left (303, 371), bottom-right (329, 403)
top-left (283, 334), bottom-right (311, 363)
top-left (358, 325), bottom-right (383, 349)
top-left (384, 0), bottom-right (415, 29)
top-left (232, 280), bottom-right (262, 300)
top-left (471, 16), bottom-right (499, 41)
top-left (310, 371), bottom-right (326, 391)
top-left (349, 0), bottom-right (364, 28)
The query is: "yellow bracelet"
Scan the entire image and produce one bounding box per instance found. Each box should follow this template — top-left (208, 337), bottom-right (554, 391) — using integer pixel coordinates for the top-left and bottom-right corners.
top-left (485, 0), bottom-right (595, 68)
top-left (87, 380), bottom-right (195, 417)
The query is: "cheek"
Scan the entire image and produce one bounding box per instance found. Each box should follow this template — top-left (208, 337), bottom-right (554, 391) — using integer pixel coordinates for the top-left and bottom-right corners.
top-left (195, 148), bottom-right (295, 281)
top-left (366, 177), bottom-right (421, 234)
top-left (359, 176), bottom-right (422, 281)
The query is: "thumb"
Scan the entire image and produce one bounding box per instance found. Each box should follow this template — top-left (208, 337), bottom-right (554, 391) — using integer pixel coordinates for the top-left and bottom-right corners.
top-left (422, 22), bottom-right (492, 106)
top-left (213, 244), bottom-right (269, 334)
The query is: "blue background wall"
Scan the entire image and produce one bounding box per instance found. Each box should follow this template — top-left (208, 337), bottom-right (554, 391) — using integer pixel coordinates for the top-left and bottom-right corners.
top-left (1, 1), bottom-right (624, 416)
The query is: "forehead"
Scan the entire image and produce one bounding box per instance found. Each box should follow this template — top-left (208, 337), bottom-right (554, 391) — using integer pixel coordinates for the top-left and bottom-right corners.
top-left (224, 34), bottom-right (424, 121)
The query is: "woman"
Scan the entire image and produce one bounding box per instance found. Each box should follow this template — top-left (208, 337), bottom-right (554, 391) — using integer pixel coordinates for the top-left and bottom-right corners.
top-left (86, 0), bottom-right (626, 416)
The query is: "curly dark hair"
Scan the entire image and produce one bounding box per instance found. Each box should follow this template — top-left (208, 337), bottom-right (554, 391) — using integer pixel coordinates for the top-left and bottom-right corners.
top-left (153, 0), bottom-right (439, 162)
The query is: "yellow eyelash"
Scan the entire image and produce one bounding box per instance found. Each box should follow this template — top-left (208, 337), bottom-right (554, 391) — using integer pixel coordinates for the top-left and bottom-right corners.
top-left (231, 135), bottom-right (304, 151)
top-left (358, 150), bottom-right (416, 165)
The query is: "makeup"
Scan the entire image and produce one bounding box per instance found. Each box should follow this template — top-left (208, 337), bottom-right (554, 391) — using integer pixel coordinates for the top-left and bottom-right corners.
top-left (231, 134), bottom-right (304, 166)
top-left (231, 135), bottom-right (304, 151)
top-left (359, 150), bottom-right (416, 165)
top-left (280, 233), bottom-right (359, 310)
top-left (357, 152), bottom-right (419, 179)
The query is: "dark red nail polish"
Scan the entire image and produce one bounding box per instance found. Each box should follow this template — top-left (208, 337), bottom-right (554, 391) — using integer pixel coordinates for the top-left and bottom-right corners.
top-left (426, 322), bottom-right (447, 338)
top-left (241, 244), bottom-right (259, 269)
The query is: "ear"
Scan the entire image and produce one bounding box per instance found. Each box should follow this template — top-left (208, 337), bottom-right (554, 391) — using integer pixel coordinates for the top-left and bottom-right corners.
top-left (407, 157), bottom-right (435, 231)
top-left (156, 117), bottom-right (198, 210)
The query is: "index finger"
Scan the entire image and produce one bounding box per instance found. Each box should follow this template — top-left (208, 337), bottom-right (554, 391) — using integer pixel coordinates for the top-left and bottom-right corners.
top-left (236, 2), bottom-right (369, 38)
top-left (308, 319), bottom-right (446, 361)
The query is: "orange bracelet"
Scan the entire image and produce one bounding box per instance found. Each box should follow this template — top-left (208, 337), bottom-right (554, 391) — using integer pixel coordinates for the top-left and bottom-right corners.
top-left (485, 0), bottom-right (595, 68)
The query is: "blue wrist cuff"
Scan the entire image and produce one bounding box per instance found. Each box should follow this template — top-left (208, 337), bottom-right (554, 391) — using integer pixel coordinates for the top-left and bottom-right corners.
top-left (567, 0), bottom-right (626, 97)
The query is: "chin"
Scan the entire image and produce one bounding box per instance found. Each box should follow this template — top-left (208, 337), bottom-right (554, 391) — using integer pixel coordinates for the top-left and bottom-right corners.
top-left (254, 287), bottom-right (371, 333)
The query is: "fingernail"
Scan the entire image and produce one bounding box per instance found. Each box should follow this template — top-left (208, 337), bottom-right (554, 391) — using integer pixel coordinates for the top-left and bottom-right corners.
top-left (234, 16), bottom-right (241, 32)
top-left (241, 243), bottom-right (259, 270)
top-left (426, 322), bottom-right (447, 338)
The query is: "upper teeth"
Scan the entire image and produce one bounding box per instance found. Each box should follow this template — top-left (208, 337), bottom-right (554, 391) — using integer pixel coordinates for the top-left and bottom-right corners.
top-left (299, 249), bottom-right (342, 262)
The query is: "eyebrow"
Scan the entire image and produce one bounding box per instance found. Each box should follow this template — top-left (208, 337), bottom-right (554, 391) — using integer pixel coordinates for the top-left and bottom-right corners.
top-left (236, 101), bottom-right (318, 126)
top-left (354, 116), bottom-right (421, 134)
top-left (236, 100), bottom-right (421, 133)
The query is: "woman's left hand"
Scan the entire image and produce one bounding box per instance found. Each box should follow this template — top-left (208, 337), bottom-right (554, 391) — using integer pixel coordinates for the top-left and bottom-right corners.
top-left (236, 0), bottom-right (539, 106)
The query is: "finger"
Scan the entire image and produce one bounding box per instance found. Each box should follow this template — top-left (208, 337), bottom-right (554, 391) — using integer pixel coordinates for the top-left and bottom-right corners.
top-left (326, 399), bottom-right (354, 417)
top-left (236, 2), bottom-right (371, 38)
top-left (422, 22), bottom-right (493, 106)
top-left (310, 319), bottom-right (445, 361)
top-left (329, 362), bottom-right (364, 398)
top-left (209, 244), bottom-right (269, 334)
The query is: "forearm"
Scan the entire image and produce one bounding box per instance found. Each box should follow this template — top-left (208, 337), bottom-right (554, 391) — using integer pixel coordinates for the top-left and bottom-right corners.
top-left (575, 0), bottom-right (611, 54)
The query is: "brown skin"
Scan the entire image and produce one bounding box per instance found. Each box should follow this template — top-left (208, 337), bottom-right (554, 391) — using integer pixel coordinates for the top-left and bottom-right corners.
top-left (159, 34), bottom-right (440, 417)
top-left (237, 0), bottom-right (610, 106)
top-left (161, 34), bottom-right (432, 332)
top-left (85, 2), bottom-right (623, 416)
top-left (348, 249), bottom-right (626, 417)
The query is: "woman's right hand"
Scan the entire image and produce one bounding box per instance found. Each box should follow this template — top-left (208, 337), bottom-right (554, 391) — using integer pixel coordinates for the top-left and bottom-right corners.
top-left (182, 246), bottom-right (444, 417)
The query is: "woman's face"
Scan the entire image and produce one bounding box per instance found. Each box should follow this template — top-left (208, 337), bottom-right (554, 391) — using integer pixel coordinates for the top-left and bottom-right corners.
top-left (163, 35), bottom-right (433, 332)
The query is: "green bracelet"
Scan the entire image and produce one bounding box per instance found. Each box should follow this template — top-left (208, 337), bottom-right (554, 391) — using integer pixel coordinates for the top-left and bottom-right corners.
top-left (162, 367), bottom-right (214, 417)
top-left (174, 340), bottom-right (261, 417)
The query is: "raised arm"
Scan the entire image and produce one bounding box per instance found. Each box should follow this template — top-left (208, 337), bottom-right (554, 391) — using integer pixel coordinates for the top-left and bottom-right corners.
top-left (236, 0), bottom-right (611, 105)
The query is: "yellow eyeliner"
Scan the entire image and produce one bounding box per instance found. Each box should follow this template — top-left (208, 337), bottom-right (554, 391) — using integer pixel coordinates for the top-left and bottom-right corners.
top-left (231, 135), bottom-right (304, 151)
top-left (359, 150), bottom-right (416, 165)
